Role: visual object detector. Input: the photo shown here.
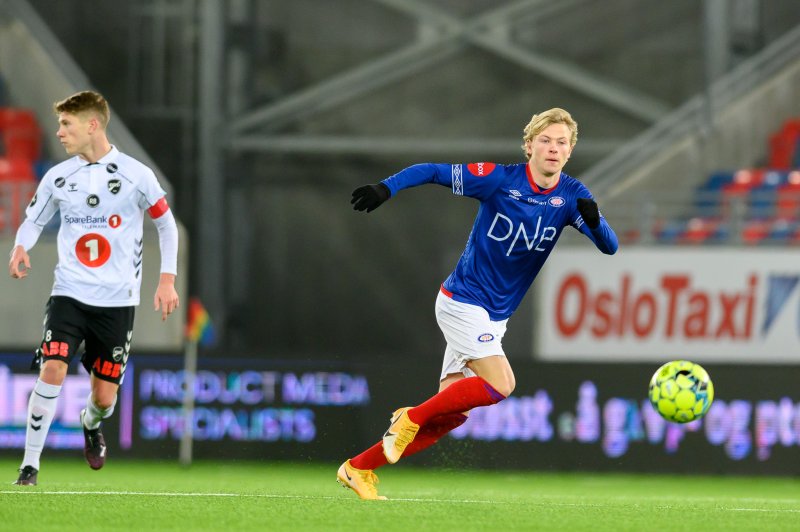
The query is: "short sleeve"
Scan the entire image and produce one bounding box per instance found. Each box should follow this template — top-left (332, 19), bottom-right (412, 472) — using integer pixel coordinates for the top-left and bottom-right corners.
top-left (137, 167), bottom-right (168, 210)
top-left (25, 174), bottom-right (59, 226)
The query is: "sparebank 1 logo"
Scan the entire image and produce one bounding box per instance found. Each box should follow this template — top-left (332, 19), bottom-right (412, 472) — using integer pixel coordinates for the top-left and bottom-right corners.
top-left (761, 275), bottom-right (800, 337)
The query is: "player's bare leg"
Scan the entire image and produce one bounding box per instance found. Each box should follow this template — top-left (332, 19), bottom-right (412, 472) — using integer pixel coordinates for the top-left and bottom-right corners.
top-left (466, 355), bottom-right (516, 398)
top-left (438, 372), bottom-right (465, 392)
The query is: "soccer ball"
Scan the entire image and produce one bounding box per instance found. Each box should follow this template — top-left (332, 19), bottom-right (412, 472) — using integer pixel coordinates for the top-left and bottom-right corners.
top-left (648, 360), bottom-right (714, 423)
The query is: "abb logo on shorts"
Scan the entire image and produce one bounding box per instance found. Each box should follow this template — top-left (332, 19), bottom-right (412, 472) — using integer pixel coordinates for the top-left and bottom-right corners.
top-left (40, 341), bottom-right (69, 358)
top-left (93, 359), bottom-right (122, 379)
top-left (467, 162), bottom-right (496, 177)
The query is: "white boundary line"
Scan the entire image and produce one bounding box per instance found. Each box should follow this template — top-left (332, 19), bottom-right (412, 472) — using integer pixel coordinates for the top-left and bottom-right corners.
top-left (0, 490), bottom-right (499, 503)
top-left (1, 490), bottom-right (799, 512)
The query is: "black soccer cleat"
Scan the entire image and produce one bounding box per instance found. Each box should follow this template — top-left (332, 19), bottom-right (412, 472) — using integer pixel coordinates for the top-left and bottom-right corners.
top-left (13, 465), bottom-right (38, 486)
top-left (80, 409), bottom-right (107, 470)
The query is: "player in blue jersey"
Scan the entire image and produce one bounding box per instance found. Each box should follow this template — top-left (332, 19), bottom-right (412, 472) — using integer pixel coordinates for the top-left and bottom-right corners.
top-left (337, 108), bottom-right (618, 499)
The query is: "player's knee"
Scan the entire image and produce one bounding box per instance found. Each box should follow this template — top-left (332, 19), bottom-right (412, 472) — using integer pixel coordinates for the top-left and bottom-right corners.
top-left (493, 376), bottom-right (516, 398)
top-left (495, 382), bottom-right (515, 398)
top-left (39, 360), bottom-right (68, 385)
top-left (93, 395), bottom-right (116, 411)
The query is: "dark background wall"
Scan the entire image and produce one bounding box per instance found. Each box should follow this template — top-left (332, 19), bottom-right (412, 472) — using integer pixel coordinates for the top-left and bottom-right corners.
top-left (22, 0), bottom-right (800, 361)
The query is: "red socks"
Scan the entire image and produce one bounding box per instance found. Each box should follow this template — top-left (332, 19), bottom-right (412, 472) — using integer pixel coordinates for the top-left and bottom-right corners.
top-left (404, 413), bottom-right (468, 458)
top-left (350, 413), bottom-right (468, 471)
top-left (407, 376), bottom-right (505, 426)
top-left (350, 377), bottom-right (506, 471)
top-left (350, 441), bottom-right (386, 471)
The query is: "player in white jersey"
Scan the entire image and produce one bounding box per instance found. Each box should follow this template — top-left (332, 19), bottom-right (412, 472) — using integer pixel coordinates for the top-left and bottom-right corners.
top-left (337, 108), bottom-right (618, 499)
top-left (7, 91), bottom-right (179, 486)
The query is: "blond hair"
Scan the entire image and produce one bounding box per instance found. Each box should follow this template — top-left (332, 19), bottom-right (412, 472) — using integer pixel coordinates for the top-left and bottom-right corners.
top-left (54, 90), bottom-right (110, 129)
top-left (521, 108), bottom-right (578, 158)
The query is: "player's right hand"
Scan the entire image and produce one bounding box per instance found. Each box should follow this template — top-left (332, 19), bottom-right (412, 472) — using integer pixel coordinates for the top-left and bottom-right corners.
top-left (8, 245), bottom-right (31, 279)
top-left (351, 183), bottom-right (390, 213)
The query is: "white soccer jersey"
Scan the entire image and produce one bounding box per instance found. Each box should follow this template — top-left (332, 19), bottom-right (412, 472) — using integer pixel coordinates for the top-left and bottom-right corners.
top-left (24, 146), bottom-right (167, 307)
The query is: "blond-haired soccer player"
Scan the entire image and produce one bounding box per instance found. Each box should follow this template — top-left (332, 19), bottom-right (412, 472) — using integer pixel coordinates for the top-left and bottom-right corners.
top-left (341, 108), bottom-right (618, 499)
top-left (8, 91), bottom-right (179, 485)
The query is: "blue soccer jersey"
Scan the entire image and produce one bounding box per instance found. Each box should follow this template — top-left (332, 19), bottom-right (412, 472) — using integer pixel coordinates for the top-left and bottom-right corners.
top-left (382, 162), bottom-right (618, 320)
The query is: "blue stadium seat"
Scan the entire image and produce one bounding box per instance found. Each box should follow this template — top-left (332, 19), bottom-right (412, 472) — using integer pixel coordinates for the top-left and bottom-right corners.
top-left (702, 171), bottom-right (735, 190)
top-left (767, 217), bottom-right (799, 242)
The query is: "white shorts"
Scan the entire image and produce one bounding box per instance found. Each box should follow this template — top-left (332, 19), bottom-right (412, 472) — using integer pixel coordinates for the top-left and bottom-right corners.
top-left (435, 289), bottom-right (508, 381)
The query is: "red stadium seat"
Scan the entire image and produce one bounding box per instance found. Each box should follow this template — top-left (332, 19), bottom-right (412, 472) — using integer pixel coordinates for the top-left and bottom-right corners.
top-left (678, 217), bottom-right (725, 244)
top-left (0, 108), bottom-right (42, 161)
top-left (774, 171), bottom-right (800, 218)
top-left (740, 219), bottom-right (771, 245)
top-left (768, 119), bottom-right (800, 170)
top-left (0, 180), bottom-right (36, 233)
top-left (0, 157), bottom-right (35, 181)
top-left (0, 158), bottom-right (35, 233)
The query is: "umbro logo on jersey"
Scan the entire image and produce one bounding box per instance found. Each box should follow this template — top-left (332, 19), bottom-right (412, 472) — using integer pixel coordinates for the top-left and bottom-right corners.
top-left (108, 179), bottom-right (121, 194)
top-left (55, 177), bottom-right (66, 188)
top-left (86, 194), bottom-right (100, 208)
top-left (106, 163), bottom-right (118, 173)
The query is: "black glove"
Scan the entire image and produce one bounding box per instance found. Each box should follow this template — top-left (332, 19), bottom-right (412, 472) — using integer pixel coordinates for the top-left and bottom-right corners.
top-left (351, 183), bottom-right (390, 213)
top-left (576, 197), bottom-right (600, 229)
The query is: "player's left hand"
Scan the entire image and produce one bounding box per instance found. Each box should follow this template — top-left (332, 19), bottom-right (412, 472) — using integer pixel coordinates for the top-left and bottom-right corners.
top-left (154, 273), bottom-right (179, 321)
top-left (576, 197), bottom-right (600, 229)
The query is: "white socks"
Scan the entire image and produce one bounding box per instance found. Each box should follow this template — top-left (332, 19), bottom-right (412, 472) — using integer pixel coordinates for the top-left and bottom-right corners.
top-left (82, 392), bottom-right (116, 430)
top-left (21, 379), bottom-right (62, 471)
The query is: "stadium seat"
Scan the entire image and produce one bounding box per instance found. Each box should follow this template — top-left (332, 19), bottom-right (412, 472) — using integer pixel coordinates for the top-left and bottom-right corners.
top-left (740, 218), bottom-right (771, 245)
top-left (748, 172), bottom-right (785, 218)
top-left (747, 190), bottom-right (778, 218)
top-left (0, 179), bottom-right (35, 233)
top-left (677, 217), bottom-right (727, 245)
top-left (652, 219), bottom-right (683, 244)
top-left (767, 217), bottom-right (800, 242)
top-left (768, 118), bottom-right (800, 170)
top-left (0, 158), bottom-right (36, 233)
top-left (774, 172), bottom-right (800, 219)
top-left (715, 169), bottom-right (764, 218)
top-left (694, 171), bottom-right (734, 215)
top-left (0, 158), bottom-right (35, 181)
top-left (657, 119), bottom-right (800, 246)
top-left (0, 107), bottom-right (42, 161)
top-left (701, 171), bottom-right (736, 190)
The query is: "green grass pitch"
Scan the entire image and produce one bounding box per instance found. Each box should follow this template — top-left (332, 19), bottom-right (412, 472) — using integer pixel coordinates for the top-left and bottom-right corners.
top-left (1, 458), bottom-right (798, 531)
